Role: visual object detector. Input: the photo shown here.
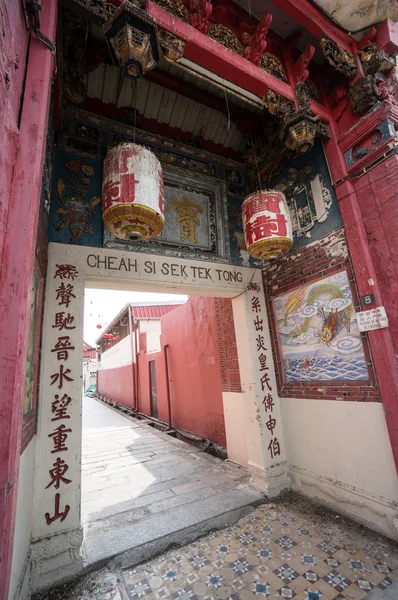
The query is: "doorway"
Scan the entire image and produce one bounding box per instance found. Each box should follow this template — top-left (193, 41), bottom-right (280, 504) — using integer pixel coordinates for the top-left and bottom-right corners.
top-left (30, 243), bottom-right (288, 591)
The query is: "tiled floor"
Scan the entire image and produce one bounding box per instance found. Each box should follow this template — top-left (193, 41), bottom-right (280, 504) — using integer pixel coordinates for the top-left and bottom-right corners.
top-left (37, 495), bottom-right (398, 600)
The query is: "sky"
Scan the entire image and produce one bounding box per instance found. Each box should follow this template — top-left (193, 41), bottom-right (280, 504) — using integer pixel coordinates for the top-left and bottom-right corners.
top-left (84, 289), bottom-right (187, 346)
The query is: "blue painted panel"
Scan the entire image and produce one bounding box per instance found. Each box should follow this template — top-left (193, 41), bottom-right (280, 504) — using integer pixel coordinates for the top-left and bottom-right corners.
top-left (48, 151), bottom-right (103, 247)
top-left (269, 141), bottom-right (342, 248)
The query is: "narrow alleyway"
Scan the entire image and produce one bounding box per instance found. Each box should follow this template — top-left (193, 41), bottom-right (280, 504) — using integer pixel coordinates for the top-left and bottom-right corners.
top-left (36, 492), bottom-right (398, 600)
top-left (81, 396), bottom-right (264, 567)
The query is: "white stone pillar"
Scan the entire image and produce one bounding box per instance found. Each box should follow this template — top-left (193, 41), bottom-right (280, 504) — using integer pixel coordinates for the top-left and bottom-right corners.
top-left (232, 269), bottom-right (290, 497)
top-left (31, 252), bottom-right (85, 592)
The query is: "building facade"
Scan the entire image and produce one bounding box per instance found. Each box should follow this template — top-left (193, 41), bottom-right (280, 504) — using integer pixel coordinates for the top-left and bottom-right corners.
top-left (1, 0), bottom-right (398, 598)
top-left (97, 298), bottom-right (228, 446)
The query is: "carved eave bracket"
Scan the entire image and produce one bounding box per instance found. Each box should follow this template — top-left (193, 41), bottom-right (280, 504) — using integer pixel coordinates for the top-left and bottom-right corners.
top-left (319, 34), bottom-right (357, 79)
top-left (264, 83), bottom-right (330, 154)
top-left (158, 30), bottom-right (186, 62)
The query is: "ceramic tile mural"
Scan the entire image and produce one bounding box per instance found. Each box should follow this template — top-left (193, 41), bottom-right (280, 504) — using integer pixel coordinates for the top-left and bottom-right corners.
top-left (274, 271), bottom-right (368, 382)
top-left (48, 151), bottom-right (103, 247)
top-left (270, 142), bottom-right (342, 248)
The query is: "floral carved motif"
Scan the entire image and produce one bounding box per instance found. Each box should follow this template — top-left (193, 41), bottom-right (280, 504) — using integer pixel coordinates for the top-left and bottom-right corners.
top-left (319, 35), bottom-right (357, 79)
top-left (259, 53), bottom-right (287, 82)
top-left (208, 23), bottom-right (243, 55)
top-left (152, 0), bottom-right (189, 21)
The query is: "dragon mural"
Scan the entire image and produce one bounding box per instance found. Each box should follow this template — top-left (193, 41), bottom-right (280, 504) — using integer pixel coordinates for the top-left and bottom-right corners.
top-left (284, 283), bottom-right (353, 344)
top-left (275, 272), bottom-right (367, 382)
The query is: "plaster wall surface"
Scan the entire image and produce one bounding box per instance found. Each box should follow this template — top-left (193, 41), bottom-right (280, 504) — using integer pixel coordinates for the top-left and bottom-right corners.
top-left (139, 320), bottom-right (161, 353)
top-left (281, 398), bottom-right (398, 540)
top-left (314, 0), bottom-right (398, 31)
top-left (8, 438), bottom-right (35, 600)
top-left (100, 335), bottom-right (132, 369)
top-left (222, 392), bottom-right (249, 467)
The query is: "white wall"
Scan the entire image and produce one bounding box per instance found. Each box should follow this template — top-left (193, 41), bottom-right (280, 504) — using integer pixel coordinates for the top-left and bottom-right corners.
top-left (222, 392), bottom-right (249, 467)
top-left (8, 438), bottom-right (36, 600)
top-left (100, 335), bottom-right (132, 369)
top-left (281, 398), bottom-right (398, 540)
top-left (138, 320), bottom-right (161, 353)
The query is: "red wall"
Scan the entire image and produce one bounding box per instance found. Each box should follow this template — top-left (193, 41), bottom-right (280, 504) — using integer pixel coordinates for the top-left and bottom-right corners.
top-left (353, 155), bottom-right (398, 358)
top-left (99, 297), bottom-right (227, 446)
top-left (158, 297), bottom-right (226, 446)
top-left (97, 364), bottom-right (135, 408)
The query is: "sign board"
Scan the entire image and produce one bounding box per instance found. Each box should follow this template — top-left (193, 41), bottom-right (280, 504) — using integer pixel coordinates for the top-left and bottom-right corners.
top-left (357, 306), bottom-right (389, 332)
top-left (360, 293), bottom-right (376, 306)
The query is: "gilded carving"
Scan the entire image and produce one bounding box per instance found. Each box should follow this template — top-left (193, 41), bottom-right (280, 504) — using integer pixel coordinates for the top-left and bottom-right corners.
top-left (158, 30), bottom-right (185, 62)
top-left (319, 35), bottom-right (357, 79)
top-left (306, 80), bottom-right (322, 104)
top-left (358, 43), bottom-right (395, 77)
top-left (263, 89), bottom-right (294, 121)
top-left (259, 53), bottom-right (287, 82)
top-left (208, 23), bottom-right (243, 56)
top-left (172, 196), bottom-right (203, 244)
top-left (295, 82), bottom-right (311, 112)
top-left (349, 75), bottom-right (380, 115)
top-left (152, 0), bottom-right (189, 21)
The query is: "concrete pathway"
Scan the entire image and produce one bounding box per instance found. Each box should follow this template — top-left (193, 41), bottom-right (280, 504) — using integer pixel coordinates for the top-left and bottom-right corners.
top-left (81, 396), bottom-right (265, 568)
top-left (36, 493), bottom-right (398, 600)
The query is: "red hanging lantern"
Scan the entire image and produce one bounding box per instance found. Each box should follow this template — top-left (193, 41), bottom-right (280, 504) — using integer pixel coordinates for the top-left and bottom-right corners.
top-left (96, 324), bottom-right (102, 329)
top-left (242, 190), bottom-right (293, 260)
top-left (102, 143), bottom-right (164, 241)
top-left (107, 342), bottom-right (112, 347)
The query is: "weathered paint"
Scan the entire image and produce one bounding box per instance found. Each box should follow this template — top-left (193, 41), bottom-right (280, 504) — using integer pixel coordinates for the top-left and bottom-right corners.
top-left (0, 2), bottom-right (57, 598)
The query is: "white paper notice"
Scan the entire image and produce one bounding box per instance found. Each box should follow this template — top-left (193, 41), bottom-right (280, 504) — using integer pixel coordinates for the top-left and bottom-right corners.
top-left (356, 306), bottom-right (389, 332)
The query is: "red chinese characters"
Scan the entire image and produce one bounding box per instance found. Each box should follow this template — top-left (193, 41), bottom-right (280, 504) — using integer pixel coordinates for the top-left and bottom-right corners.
top-left (242, 190), bottom-right (293, 261)
top-left (45, 264), bottom-right (79, 526)
top-left (102, 143), bottom-right (164, 241)
top-left (248, 281), bottom-right (281, 461)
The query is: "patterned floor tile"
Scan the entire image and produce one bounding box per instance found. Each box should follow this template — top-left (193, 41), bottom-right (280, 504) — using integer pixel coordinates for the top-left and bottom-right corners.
top-left (51, 496), bottom-right (398, 600)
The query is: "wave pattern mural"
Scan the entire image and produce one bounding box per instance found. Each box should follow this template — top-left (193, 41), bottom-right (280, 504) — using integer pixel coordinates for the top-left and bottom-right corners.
top-left (274, 271), bottom-right (368, 382)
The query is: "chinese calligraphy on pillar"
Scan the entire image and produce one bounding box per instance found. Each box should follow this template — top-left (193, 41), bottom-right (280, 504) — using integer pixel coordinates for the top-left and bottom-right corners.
top-left (247, 280), bottom-right (282, 461)
top-left (44, 263), bottom-right (79, 526)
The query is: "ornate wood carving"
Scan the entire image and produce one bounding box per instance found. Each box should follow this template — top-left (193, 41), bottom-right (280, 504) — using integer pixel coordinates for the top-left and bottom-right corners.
top-left (306, 80), bottom-right (322, 104)
top-left (319, 34), bottom-right (357, 79)
top-left (182, 0), bottom-right (212, 34)
top-left (158, 30), bottom-right (185, 62)
top-left (242, 12), bottom-right (272, 66)
top-left (264, 84), bottom-right (330, 154)
top-left (259, 53), bottom-right (287, 82)
top-left (263, 89), bottom-right (294, 122)
top-left (349, 75), bottom-right (381, 115)
top-left (152, 0), bottom-right (189, 22)
top-left (62, 10), bottom-right (89, 104)
top-left (293, 45), bottom-right (315, 83)
top-left (359, 43), bottom-right (396, 77)
top-left (208, 23), bottom-right (243, 55)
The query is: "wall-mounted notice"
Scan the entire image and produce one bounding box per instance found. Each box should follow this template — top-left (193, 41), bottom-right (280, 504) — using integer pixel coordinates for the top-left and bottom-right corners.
top-left (357, 306), bottom-right (389, 332)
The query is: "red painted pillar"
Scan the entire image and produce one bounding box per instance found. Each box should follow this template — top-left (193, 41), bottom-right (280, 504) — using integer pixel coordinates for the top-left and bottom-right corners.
top-left (0, 2), bottom-right (57, 597)
top-left (323, 101), bottom-right (398, 470)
